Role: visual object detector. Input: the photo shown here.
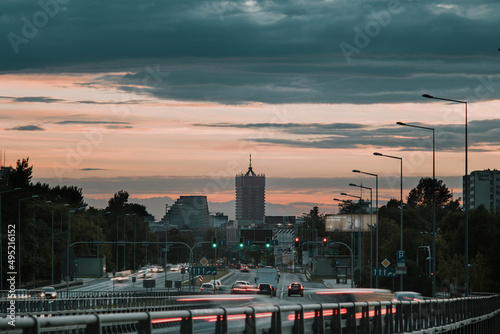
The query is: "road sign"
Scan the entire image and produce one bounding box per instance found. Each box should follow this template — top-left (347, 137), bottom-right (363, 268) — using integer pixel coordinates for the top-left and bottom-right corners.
top-left (373, 267), bottom-right (398, 277)
top-left (200, 257), bottom-right (209, 266)
top-left (328, 241), bottom-right (336, 247)
top-left (188, 266), bottom-right (217, 275)
top-left (382, 258), bottom-right (391, 268)
top-left (397, 250), bottom-right (406, 268)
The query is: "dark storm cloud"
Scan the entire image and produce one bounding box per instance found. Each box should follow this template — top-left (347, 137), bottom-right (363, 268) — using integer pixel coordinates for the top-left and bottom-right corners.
top-left (194, 119), bottom-right (500, 152)
top-left (1, 1), bottom-right (499, 104)
top-left (13, 96), bottom-right (65, 103)
top-left (6, 124), bottom-right (45, 131)
top-left (56, 120), bottom-right (130, 125)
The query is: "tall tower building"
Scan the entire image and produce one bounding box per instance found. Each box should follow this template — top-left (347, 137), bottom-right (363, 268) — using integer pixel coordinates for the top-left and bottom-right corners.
top-left (235, 156), bottom-right (266, 226)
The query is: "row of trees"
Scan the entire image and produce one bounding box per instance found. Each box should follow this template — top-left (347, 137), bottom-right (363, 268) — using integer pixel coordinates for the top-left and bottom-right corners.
top-left (328, 177), bottom-right (500, 295)
top-left (0, 158), bottom-right (169, 288)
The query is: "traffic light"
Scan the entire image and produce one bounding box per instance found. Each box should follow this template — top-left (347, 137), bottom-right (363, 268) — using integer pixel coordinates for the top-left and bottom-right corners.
top-left (323, 237), bottom-right (327, 245)
top-left (265, 237), bottom-right (271, 248)
top-left (212, 237), bottom-right (217, 248)
top-left (239, 237), bottom-right (244, 248)
top-left (294, 237), bottom-right (300, 248)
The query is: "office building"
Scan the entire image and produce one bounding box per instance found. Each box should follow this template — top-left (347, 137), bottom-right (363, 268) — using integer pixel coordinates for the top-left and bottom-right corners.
top-left (235, 157), bottom-right (265, 226)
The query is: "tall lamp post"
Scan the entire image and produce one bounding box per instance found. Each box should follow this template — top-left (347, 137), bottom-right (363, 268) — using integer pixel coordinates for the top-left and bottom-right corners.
top-left (97, 212), bottom-right (110, 277)
top-left (374, 152), bottom-right (404, 291)
top-left (340, 192), bottom-right (363, 285)
top-left (123, 214), bottom-right (134, 271)
top-left (422, 93), bottom-right (469, 296)
top-left (47, 202), bottom-right (69, 285)
top-left (66, 207), bottom-right (85, 293)
top-left (350, 183), bottom-right (373, 288)
top-left (397, 121), bottom-right (436, 297)
top-left (116, 214), bottom-right (129, 273)
top-left (333, 197), bottom-right (355, 288)
top-left (0, 187), bottom-right (21, 290)
top-left (17, 194), bottom-right (38, 287)
top-left (353, 170), bottom-right (379, 287)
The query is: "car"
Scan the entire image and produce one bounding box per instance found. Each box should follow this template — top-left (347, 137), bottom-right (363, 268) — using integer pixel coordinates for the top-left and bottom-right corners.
top-left (40, 287), bottom-right (57, 299)
top-left (394, 291), bottom-right (424, 302)
top-left (210, 279), bottom-right (222, 289)
top-left (170, 264), bottom-right (180, 272)
top-left (200, 283), bottom-right (215, 292)
top-left (234, 280), bottom-right (250, 286)
top-left (288, 282), bottom-right (304, 297)
top-left (230, 283), bottom-right (259, 294)
top-left (257, 283), bottom-right (274, 296)
top-left (8, 289), bottom-right (30, 299)
top-left (240, 265), bottom-right (250, 272)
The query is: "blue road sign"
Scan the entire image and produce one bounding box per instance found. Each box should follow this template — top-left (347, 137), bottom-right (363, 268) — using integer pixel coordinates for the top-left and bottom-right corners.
top-left (188, 266), bottom-right (217, 275)
top-left (373, 267), bottom-right (398, 277)
top-left (397, 250), bottom-right (406, 268)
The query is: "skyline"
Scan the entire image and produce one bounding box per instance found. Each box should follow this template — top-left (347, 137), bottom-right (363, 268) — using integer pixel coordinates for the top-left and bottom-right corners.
top-left (1, 1), bottom-right (499, 220)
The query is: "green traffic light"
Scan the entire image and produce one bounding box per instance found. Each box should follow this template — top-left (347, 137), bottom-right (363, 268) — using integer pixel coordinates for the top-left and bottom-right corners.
top-left (212, 243), bottom-right (217, 248)
top-left (265, 244), bottom-right (270, 248)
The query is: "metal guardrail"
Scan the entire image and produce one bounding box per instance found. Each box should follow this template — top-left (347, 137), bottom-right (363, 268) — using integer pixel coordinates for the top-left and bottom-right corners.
top-left (1, 295), bottom-right (499, 333)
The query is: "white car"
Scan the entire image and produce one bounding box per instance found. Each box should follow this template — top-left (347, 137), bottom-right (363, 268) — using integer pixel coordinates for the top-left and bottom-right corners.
top-left (170, 265), bottom-right (180, 272)
top-left (234, 280), bottom-right (250, 286)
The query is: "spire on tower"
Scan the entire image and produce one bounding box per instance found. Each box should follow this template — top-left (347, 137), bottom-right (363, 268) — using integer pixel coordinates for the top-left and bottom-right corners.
top-left (245, 153), bottom-right (257, 176)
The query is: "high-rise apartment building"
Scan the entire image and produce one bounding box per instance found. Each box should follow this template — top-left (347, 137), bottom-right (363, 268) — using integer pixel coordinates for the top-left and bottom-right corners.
top-left (463, 169), bottom-right (500, 214)
top-left (235, 157), bottom-right (265, 226)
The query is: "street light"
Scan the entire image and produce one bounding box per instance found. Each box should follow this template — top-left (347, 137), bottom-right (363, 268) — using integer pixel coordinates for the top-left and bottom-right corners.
top-left (422, 93), bottom-right (469, 296)
top-left (340, 192), bottom-right (364, 285)
top-left (17, 194), bottom-right (38, 287)
top-left (373, 151), bottom-right (404, 291)
top-left (116, 214), bottom-right (129, 272)
top-left (353, 169), bottom-right (379, 288)
top-left (350, 183), bottom-right (373, 288)
top-left (0, 187), bottom-right (21, 290)
top-left (397, 121), bottom-right (437, 297)
top-left (97, 211), bottom-right (110, 277)
top-left (66, 207), bottom-right (85, 293)
top-left (47, 202), bottom-right (69, 285)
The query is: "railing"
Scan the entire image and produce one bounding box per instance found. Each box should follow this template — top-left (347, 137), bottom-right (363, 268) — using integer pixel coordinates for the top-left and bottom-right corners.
top-left (1, 295), bottom-right (499, 333)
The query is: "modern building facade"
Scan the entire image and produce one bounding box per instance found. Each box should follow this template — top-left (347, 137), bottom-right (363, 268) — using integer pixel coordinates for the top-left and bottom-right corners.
top-left (464, 169), bottom-right (500, 214)
top-left (235, 157), bottom-right (266, 226)
top-left (163, 195), bottom-right (210, 231)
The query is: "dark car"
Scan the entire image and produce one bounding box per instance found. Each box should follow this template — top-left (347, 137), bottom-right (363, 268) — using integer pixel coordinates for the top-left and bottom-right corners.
top-left (288, 282), bottom-right (304, 296)
top-left (394, 291), bottom-right (423, 302)
top-left (257, 283), bottom-right (274, 296)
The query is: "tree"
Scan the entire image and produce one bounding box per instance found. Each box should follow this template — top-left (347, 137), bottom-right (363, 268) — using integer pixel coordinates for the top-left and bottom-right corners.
top-left (407, 177), bottom-right (453, 208)
top-left (107, 190), bottom-right (129, 211)
top-left (302, 206), bottom-right (326, 237)
top-left (8, 157), bottom-right (33, 188)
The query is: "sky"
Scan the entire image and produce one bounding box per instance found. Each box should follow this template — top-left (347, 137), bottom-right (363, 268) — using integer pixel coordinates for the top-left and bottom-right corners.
top-left (1, 0), bottom-right (499, 220)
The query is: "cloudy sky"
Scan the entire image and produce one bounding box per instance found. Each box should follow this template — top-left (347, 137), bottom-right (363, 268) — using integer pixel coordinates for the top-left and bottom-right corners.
top-left (1, 0), bottom-right (499, 220)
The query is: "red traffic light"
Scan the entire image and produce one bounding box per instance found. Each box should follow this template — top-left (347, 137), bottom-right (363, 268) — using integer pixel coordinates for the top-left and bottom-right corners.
top-left (295, 237), bottom-right (299, 242)
top-left (323, 237), bottom-right (327, 243)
